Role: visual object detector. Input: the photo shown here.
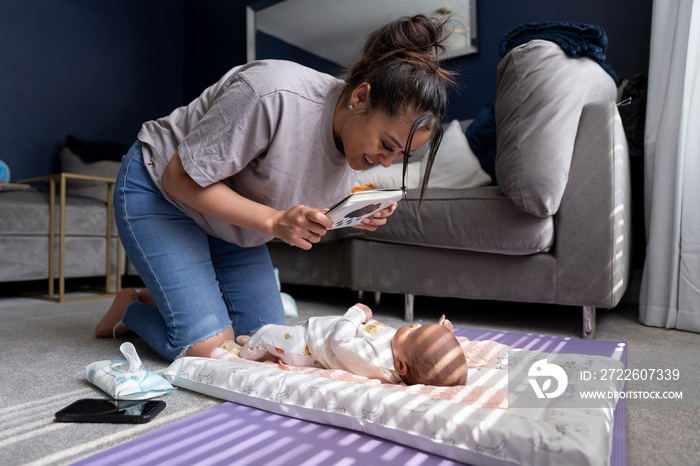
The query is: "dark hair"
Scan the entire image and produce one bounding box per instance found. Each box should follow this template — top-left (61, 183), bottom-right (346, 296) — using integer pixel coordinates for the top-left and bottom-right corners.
top-left (341, 14), bottom-right (456, 215)
top-left (401, 326), bottom-right (468, 387)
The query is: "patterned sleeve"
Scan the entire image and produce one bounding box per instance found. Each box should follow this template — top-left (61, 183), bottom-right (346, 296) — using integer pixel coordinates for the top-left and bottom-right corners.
top-left (328, 307), bottom-right (390, 379)
top-left (329, 306), bottom-right (366, 349)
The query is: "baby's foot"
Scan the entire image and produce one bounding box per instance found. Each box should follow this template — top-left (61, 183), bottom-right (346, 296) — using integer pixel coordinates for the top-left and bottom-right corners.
top-left (95, 288), bottom-right (137, 337)
top-left (235, 335), bottom-right (250, 346)
top-left (220, 340), bottom-right (242, 356)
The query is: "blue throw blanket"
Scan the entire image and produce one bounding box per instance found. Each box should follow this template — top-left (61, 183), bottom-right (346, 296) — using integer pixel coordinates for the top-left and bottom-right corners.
top-left (498, 21), bottom-right (621, 85)
top-left (466, 103), bottom-right (497, 182)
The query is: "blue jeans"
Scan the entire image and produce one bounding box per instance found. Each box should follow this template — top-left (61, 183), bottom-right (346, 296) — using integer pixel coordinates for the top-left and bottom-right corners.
top-left (114, 142), bottom-right (286, 361)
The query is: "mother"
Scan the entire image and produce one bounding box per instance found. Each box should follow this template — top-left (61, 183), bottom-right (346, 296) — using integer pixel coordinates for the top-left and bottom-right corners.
top-left (96, 14), bottom-right (455, 361)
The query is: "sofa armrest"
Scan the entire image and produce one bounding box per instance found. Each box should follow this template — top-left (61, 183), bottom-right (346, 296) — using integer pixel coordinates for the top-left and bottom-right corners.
top-left (555, 101), bottom-right (632, 308)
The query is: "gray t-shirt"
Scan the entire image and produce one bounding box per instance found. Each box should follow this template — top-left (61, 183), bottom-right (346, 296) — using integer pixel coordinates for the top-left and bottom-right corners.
top-left (137, 60), bottom-right (357, 247)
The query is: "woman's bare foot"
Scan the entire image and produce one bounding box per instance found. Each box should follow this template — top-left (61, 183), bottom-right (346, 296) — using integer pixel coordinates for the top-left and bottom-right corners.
top-left (137, 288), bottom-right (156, 306)
top-left (95, 288), bottom-right (138, 337)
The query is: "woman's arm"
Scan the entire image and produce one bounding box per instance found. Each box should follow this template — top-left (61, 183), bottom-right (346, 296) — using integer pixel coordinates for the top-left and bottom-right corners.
top-left (161, 151), bottom-right (333, 250)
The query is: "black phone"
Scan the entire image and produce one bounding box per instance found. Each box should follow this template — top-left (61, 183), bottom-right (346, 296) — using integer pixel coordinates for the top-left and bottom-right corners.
top-left (55, 398), bottom-right (166, 424)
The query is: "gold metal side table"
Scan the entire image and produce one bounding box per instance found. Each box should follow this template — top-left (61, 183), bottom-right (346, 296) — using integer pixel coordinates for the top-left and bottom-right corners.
top-left (20, 173), bottom-right (122, 302)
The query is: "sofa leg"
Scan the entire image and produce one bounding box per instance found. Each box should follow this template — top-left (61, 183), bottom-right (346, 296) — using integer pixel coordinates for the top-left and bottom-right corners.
top-left (357, 290), bottom-right (382, 306)
top-left (582, 306), bottom-right (596, 340)
top-left (405, 294), bottom-right (415, 322)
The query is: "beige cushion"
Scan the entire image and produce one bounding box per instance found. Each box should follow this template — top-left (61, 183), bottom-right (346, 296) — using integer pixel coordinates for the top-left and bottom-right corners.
top-left (495, 40), bottom-right (617, 217)
top-left (340, 186), bottom-right (554, 255)
top-left (59, 148), bottom-right (121, 202)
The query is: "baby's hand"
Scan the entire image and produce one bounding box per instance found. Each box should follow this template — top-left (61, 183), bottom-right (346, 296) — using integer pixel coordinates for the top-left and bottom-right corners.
top-left (353, 303), bottom-right (373, 323)
top-left (438, 314), bottom-right (455, 333)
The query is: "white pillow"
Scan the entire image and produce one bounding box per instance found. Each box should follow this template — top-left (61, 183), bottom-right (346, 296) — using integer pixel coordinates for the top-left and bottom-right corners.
top-left (354, 119), bottom-right (491, 189)
top-left (423, 119), bottom-right (492, 189)
top-left (354, 159), bottom-right (422, 189)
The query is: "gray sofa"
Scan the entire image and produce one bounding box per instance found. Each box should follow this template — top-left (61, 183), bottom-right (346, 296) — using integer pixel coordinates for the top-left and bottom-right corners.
top-left (270, 99), bottom-right (630, 339)
top-left (268, 40), bottom-right (632, 339)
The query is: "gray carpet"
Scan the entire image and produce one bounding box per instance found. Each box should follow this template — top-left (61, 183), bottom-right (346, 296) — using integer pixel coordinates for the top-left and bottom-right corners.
top-left (1, 285), bottom-right (698, 465)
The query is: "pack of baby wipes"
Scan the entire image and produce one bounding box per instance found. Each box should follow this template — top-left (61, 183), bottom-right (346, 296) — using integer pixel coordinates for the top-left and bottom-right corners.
top-left (86, 342), bottom-right (175, 400)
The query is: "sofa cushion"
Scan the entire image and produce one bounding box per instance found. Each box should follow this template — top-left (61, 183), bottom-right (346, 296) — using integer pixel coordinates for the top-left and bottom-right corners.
top-left (495, 39), bottom-right (617, 217)
top-left (0, 236), bottom-right (122, 282)
top-left (340, 187), bottom-right (554, 255)
top-left (0, 191), bottom-right (117, 237)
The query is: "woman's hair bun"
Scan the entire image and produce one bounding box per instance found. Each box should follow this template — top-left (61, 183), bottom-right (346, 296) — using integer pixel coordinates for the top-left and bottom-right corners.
top-left (362, 14), bottom-right (449, 62)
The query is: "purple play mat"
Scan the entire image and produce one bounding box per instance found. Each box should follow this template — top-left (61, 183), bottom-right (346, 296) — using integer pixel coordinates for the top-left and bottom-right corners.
top-left (76, 328), bottom-right (627, 466)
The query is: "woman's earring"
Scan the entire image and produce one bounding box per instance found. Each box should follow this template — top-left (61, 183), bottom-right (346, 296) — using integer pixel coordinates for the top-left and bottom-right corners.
top-left (348, 104), bottom-right (354, 110)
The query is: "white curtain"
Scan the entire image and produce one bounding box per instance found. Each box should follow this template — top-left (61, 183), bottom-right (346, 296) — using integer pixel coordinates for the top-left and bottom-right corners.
top-left (640, 0), bottom-right (700, 332)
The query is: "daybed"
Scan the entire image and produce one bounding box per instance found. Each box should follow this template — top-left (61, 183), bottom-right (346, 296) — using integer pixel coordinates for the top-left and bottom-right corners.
top-left (268, 39), bottom-right (632, 339)
top-left (0, 144), bottom-right (125, 299)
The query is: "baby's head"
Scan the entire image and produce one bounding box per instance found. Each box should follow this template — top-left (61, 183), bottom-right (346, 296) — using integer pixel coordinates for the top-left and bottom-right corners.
top-left (391, 322), bottom-right (467, 386)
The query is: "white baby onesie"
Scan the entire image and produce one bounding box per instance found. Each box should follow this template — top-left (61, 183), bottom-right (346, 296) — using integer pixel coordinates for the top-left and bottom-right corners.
top-left (240, 306), bottom-right (401, 383)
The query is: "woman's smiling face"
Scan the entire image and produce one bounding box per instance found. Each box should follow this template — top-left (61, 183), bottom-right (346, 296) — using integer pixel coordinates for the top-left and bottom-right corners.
top-left (342, 111), bottom-right (432, 171)
top-left (334, 83), bottom-right (433, 171)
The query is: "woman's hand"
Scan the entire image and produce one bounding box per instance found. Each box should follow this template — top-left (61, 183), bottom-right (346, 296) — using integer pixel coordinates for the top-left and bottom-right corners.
top-left (351, 202), bottom-right (398, 231)
top-left (269, 205), bottom-right (334, 250)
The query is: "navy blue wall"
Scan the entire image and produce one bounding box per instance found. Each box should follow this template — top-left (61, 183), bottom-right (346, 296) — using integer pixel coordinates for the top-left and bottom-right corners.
top-left (1, 0), bottom-right (651, 182)
top-left (0, 0), bottom-right (183, 182)
top-left (182, 0), bottom-right (246, 104)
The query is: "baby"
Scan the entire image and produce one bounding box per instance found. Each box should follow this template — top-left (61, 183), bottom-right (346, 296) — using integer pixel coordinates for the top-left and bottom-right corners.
top-left (221, 303), bottom-right (467, 387)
